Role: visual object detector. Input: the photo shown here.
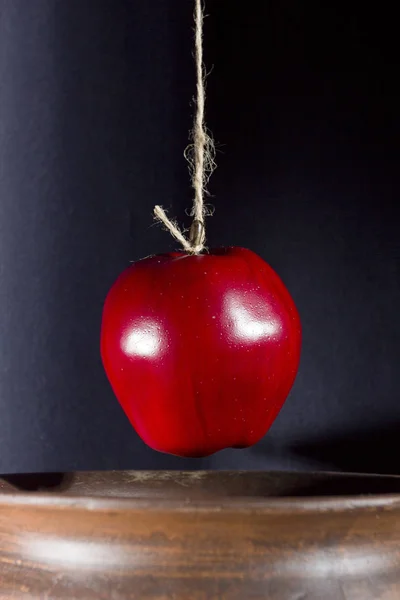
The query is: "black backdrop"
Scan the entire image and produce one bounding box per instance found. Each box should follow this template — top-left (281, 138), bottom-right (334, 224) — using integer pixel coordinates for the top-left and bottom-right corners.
top-left (0, 0), bottom-right (398, 474)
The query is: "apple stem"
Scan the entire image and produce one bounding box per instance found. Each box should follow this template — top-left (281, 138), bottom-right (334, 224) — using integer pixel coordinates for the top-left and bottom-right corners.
top-left (189, 220), bottom-right (205, 248)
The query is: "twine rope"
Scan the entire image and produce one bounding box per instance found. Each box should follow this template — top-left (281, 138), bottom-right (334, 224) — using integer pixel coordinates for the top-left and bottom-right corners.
top-left (154, 0), bottom-right (215, 254)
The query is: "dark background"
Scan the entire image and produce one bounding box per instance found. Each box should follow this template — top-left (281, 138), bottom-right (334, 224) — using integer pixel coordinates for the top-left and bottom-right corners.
top-left (0, 0), bottom-right (398, 474)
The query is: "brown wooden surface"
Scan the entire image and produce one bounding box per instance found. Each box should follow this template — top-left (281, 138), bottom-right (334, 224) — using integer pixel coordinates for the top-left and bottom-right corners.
top-left (1, 470), bottom-right (400, 599)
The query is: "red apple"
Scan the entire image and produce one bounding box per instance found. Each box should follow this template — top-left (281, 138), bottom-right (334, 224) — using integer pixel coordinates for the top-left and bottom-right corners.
top-left (101, 247), bottom-right (301, 457)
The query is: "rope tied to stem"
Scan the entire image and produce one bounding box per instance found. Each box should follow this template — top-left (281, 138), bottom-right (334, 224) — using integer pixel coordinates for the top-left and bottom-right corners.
top-left (154, 0), bottom-right (216, 254)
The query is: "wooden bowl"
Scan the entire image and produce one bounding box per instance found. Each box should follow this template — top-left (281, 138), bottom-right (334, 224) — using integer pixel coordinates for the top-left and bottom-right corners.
top-left (1, 470), bottom-right (400, 599)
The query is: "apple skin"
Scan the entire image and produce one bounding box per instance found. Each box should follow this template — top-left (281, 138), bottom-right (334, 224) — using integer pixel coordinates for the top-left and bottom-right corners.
top-left (101, 247), bottom-right (301, 457)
